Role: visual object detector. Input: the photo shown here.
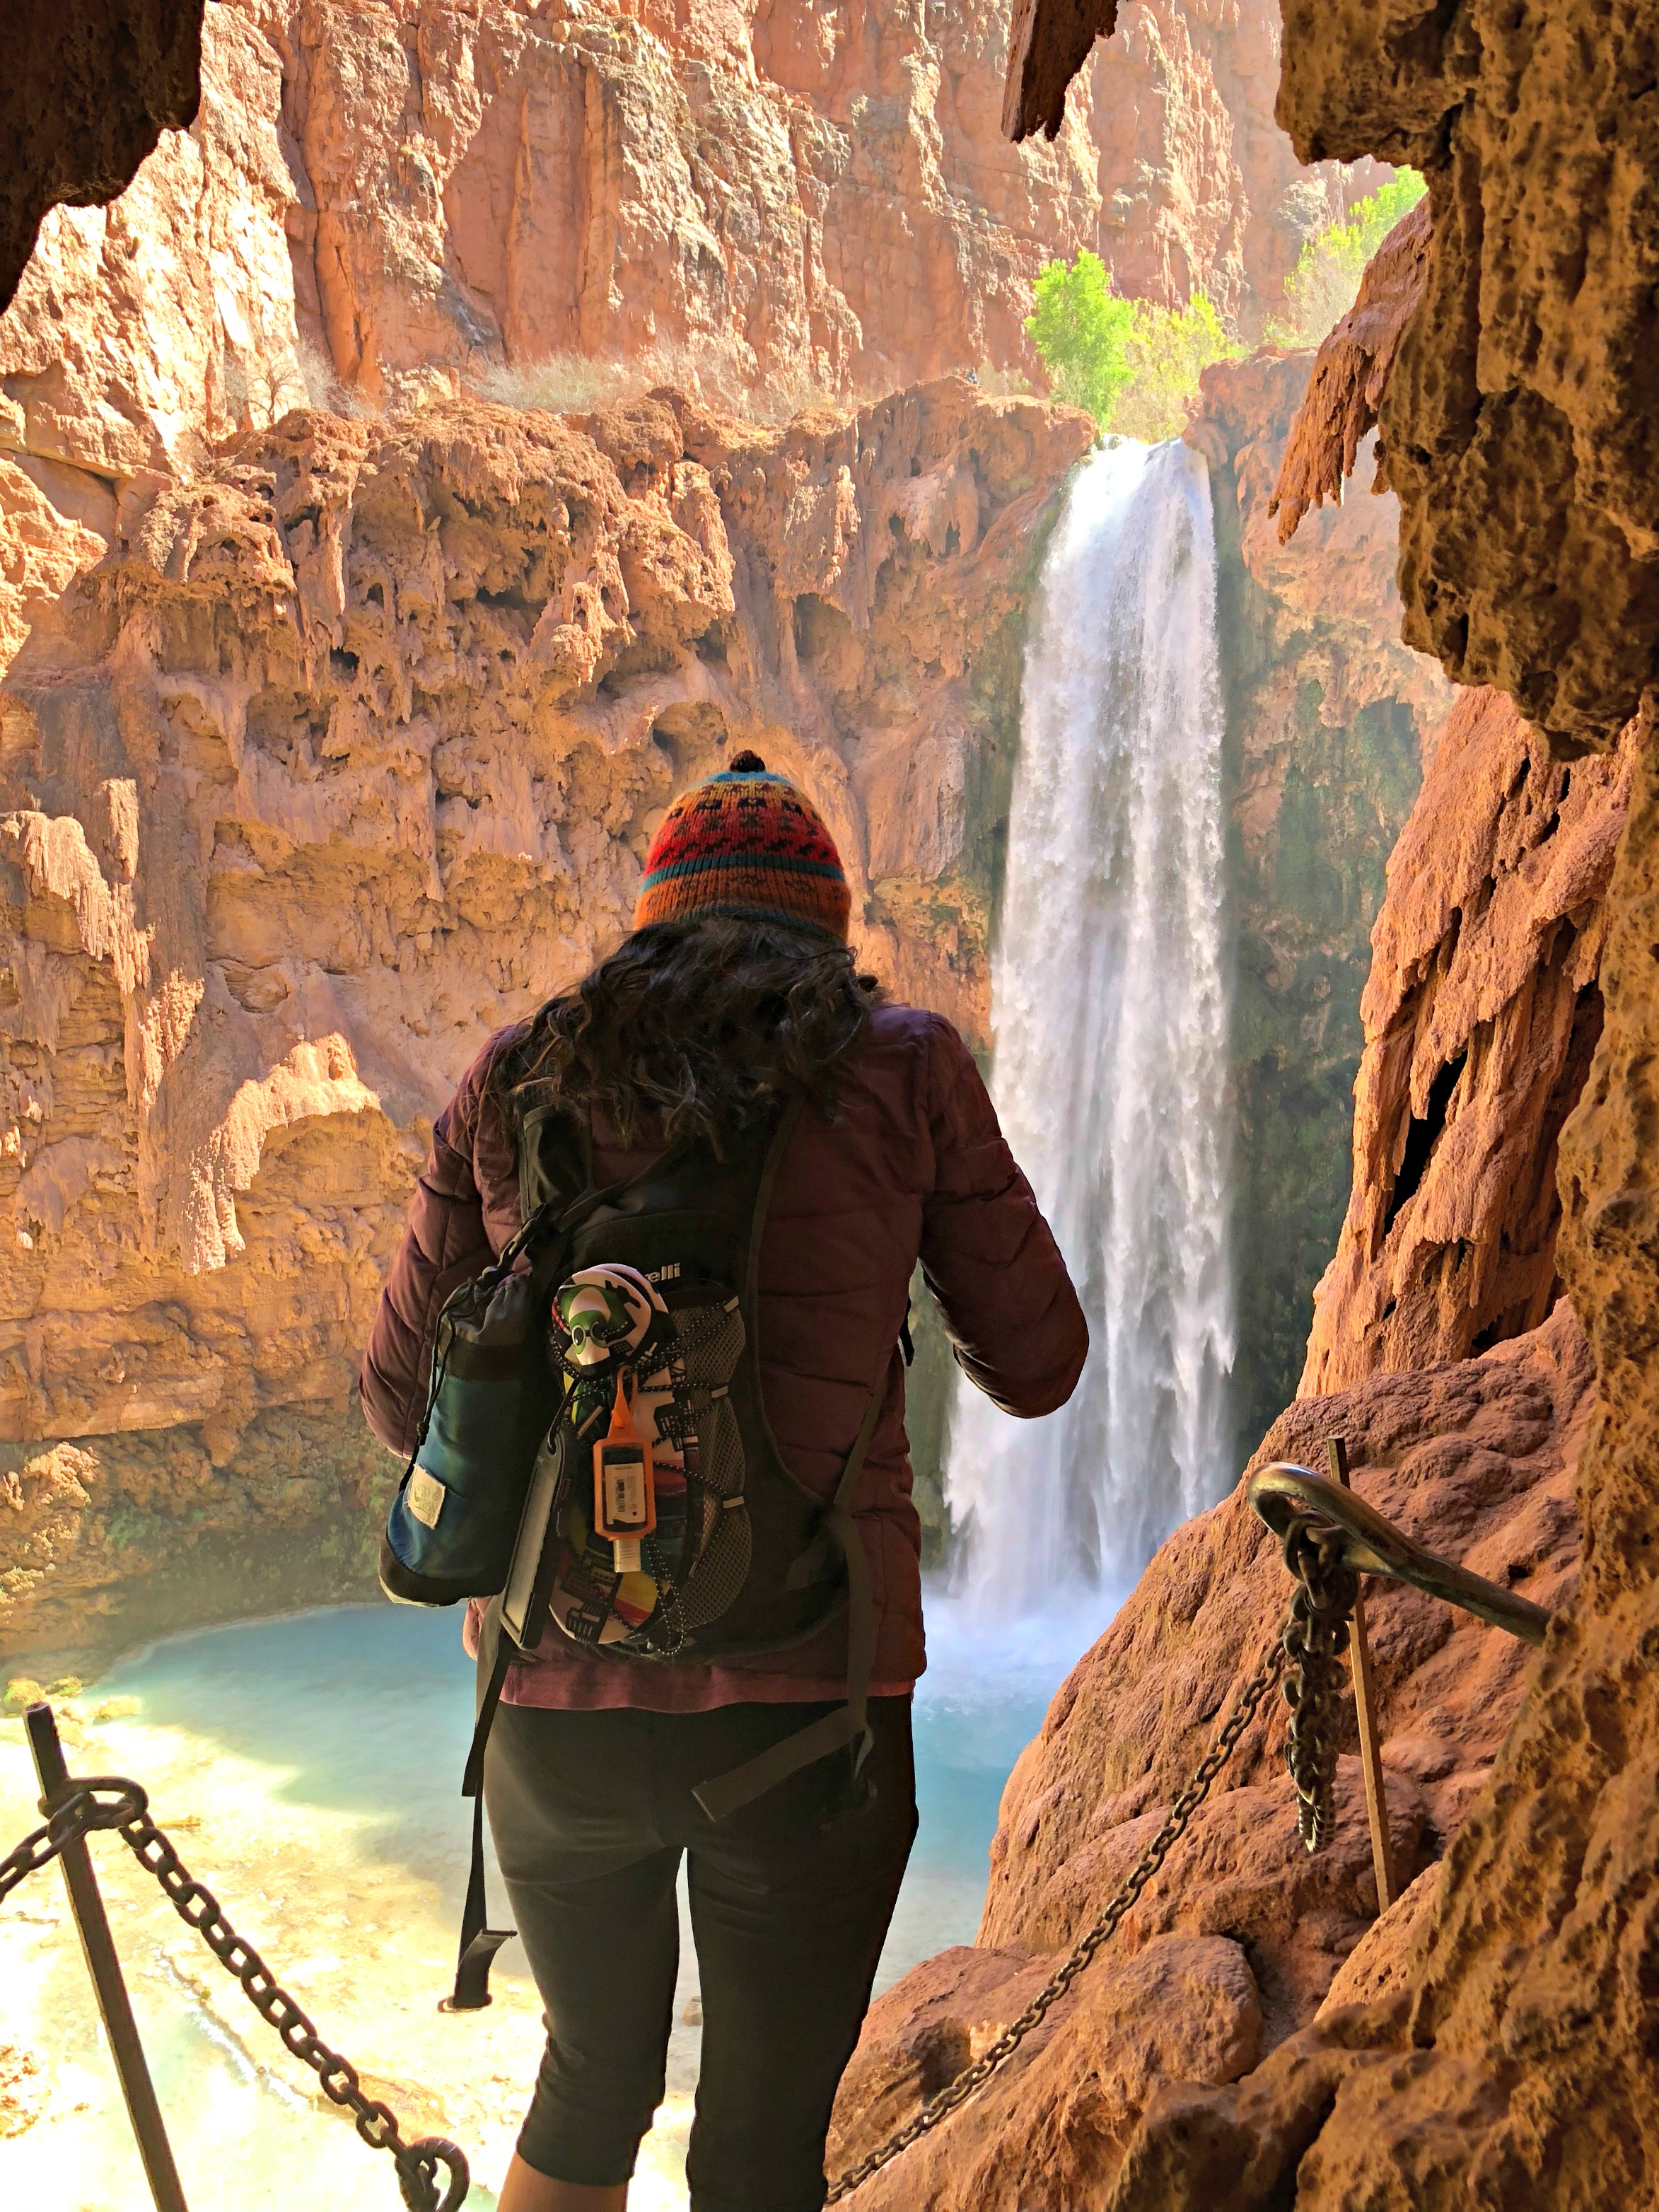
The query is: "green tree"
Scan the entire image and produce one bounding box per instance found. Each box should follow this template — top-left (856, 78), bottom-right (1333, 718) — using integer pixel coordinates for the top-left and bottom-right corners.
top-left (1115, 293), bottom-right (1245, 442)
top-left (1025, 250), bottom-right (1137, 425)
top-left (1267, 169), bottom-right (1428, 348)
top-left (1026, 252), bottom-right (1242, 441)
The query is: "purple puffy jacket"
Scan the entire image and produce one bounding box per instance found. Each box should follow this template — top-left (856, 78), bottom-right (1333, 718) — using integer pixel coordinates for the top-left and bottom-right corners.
top-left (360, 1002), bottom-right (1086, 1706)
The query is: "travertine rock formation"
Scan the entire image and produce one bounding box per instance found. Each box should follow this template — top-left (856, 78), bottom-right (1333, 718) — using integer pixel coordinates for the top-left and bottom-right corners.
top-left (1094, 783), bottom-right (1659, 2197)
top-left (994, 2), bottom-right (1659, 2203)
top-left (1302, 688), bottom-right (1634, 1395)
top-left (0, 378), bottom-right (1090, 1666)
top-left (1184, 349), bottom-right (1453, 1448)
top-left (832, 1304), bottom-right (1591, 2205)
top-left (0, 0), bottom-right (204, 310)
top-left (1269, 193), bottom-right (1431, 544)
top-left (1276, 0), bottom-right (1659, 751)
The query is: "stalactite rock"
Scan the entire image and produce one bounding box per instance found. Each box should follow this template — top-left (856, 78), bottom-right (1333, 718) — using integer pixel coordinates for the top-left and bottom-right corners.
top-left (0, 0), bottom-right (204, 313)
top-left (831, 1303), bottom-right (1592, 2204)
top-left (1274, 0), bottom-right (1659, 751)
top-left (0, 378), bottom-right (1090, 1667)
top-left (1302, 687), bottom-right (1634, 1395)
top-left (1269, 194), bottom-right (1433, 545)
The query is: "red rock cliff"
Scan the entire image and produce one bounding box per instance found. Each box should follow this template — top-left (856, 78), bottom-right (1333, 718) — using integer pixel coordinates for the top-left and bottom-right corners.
top-left (0, 0), bottom-right (1379, 523)
top-left (0, 379), bottom-right (1090, 1667)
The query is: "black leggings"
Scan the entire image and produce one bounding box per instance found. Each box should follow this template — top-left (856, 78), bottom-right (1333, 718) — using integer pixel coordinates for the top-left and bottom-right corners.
top-left (483, 1696), bottom-right (916, 2212)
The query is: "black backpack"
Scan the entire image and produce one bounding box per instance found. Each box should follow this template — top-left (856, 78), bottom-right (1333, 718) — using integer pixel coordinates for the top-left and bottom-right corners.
top-left (382, 1093), bottom-right (888, 2010)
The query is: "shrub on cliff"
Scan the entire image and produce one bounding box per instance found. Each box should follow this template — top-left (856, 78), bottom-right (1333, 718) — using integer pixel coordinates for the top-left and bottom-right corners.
top-left (1113, 294), bottom-right (1245, 442)
top-left (1025, 252), bottom-right (1242, 443)
top-left (1025, 250), bottom-right (1138, 424)
top-left (1266, 168), bottom-right (1428, 347)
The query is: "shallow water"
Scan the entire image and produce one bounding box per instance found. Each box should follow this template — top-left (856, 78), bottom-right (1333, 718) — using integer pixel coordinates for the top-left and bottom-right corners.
top-left (0, 1591), bottom-right (1106, 2210)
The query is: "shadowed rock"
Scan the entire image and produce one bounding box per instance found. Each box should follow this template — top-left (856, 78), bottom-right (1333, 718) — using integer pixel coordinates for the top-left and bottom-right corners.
top-left (0, 0), bottom-right (204, 313)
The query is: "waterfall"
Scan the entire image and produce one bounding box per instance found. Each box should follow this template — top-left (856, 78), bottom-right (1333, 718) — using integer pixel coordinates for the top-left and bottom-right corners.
top-left (945, 438), bottom-right (1233, 1619)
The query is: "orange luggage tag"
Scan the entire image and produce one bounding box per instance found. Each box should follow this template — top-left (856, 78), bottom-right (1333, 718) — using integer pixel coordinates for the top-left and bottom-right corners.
top-left (593, 1370), bottom-right (656, 1575)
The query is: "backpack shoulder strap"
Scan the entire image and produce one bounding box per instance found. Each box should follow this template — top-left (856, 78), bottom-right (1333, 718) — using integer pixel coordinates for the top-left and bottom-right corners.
top-left (744, 1094), bottom-right (804, 1317)
top-left (448, 1595), bottom-right (516, 2011)
top-left (692, 1363), bottom-right (887, 1824)
top-left (515, 1088), bottom-right (592, 1228)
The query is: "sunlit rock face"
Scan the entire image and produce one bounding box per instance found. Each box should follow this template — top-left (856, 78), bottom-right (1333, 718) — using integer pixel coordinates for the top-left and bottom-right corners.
top-left (831, 1303), bottom-right (1592, 2206)
top-left (1302, 687), bottom-right (1634, 1395)
top-left (1077, 0), bottom-right (1391, 339)
top-left (0, 380), bottom-right (1091, 1667)
top-left (0, 0), bottom-right (1375, 532)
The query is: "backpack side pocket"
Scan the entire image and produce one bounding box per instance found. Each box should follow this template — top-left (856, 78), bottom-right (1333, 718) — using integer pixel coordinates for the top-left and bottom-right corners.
top-left (381, 1269), bottom-right (554, 1605)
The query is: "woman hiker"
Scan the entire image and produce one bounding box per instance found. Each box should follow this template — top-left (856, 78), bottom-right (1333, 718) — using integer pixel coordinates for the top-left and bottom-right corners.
top-left (360, 751), bottom-right (1087, 2212)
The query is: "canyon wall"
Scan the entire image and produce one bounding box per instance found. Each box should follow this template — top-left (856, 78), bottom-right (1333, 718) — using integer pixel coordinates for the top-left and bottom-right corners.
top-left (1302, 687), bottom-right (1634, 1395)
top-left (0, 378), bottom-right (1090, 1669)
top-left (1080, 0), bottom-right (1388, 337)
top-left (0, 0), bottom-right (1424, 1665)
top-left (0, 0), bottom-right (1380, 516)
top-left (833, 1302), bottom-right (1593, 2204)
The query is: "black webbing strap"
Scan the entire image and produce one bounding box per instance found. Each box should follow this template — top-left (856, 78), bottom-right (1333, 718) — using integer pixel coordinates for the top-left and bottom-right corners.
top-left (448, 1597), bottom-right (517, 2012)
top-left (745, 1096), bottom-right (804, 1313)
top-left (691, 1370), bottom-right (886, 1822)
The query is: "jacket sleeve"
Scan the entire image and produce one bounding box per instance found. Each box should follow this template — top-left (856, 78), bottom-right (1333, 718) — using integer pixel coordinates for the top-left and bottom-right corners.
top-left (359, 1048), bottom-right (503, 1457)
top-left (917, 1015), bottom-right (1088, 1419)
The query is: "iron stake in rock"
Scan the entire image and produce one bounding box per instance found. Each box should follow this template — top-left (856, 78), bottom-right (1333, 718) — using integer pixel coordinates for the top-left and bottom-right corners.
top-left (1329, 1435), bottom-right (1395, 1913)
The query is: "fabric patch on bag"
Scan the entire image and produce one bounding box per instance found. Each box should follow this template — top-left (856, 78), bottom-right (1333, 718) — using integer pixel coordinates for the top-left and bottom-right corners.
top-left (407, 1469), bottom-right (447, 1529)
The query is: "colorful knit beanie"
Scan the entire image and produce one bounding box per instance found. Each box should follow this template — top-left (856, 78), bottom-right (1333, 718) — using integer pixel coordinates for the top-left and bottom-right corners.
top-left (634, 751), bottom-right (851, 941)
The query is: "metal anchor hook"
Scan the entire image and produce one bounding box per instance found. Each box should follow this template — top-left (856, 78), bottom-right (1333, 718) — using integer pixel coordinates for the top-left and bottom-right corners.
top-left (397, 2136), bottom-right (471, 2212)
top-left (1247, 1461), bottom-right (1553, 1645)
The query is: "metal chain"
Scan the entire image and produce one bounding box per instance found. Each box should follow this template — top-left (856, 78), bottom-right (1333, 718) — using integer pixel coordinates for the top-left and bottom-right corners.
top-left (8, 1527), bottom-right (1364, 2211)
top-left (1, 1779), bottom-right (468, 2211)
top-left (0, 1781), bottom-right (144, 1905)
top-left (1278, 1513), bottom-right (1358, 1851)
top-left (823, 1626), bottom-right (1291, 2204)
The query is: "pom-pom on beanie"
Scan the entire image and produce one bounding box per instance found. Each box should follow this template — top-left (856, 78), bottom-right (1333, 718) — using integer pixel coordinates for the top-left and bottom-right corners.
top-left (634, 750), bottom-right (851, 942)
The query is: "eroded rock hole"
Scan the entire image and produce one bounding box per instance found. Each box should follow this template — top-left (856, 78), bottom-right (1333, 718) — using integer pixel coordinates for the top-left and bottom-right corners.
top-left (1384, 1051), bottom-right (1467, 1235)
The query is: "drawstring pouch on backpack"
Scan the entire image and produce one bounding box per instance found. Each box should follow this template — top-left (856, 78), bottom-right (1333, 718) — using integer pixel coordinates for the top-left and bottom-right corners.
top-left (378, 1163), bottom-right (669, 1609)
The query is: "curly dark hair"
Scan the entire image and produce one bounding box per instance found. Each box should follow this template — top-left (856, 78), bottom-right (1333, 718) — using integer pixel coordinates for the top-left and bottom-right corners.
top-left (494, 916), bottom-right (880, 1148)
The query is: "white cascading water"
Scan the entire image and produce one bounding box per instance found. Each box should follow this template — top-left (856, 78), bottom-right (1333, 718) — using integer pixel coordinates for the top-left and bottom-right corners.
top-left (945, 436), bottom-right (1234, 1618)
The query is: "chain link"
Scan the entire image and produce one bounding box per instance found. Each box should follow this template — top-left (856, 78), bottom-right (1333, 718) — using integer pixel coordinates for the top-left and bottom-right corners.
top-left (826, 1520), bottom-right (1368, 2200)
top-left (1, 1776), bottom-right (468, 2211)
top-left (0, 1781), bottom-right (145, 1905)
top-left (1278, 1513), bottom-right (1359, 1851)
top-left (823, 1627), bottom-right (1290, 2203)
